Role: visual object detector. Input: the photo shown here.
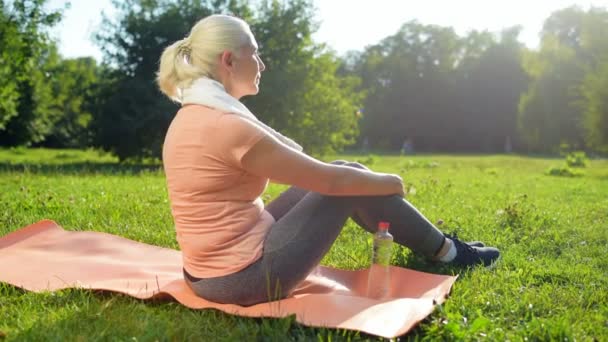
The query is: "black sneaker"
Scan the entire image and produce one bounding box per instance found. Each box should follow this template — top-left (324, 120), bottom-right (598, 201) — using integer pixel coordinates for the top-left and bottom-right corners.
top-left (444, 233), bottom-right (484, 248)
top-left (450, 236), bottom-right (500, 267)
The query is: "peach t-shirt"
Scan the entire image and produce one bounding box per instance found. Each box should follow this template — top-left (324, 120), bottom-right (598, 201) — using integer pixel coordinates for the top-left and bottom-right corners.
top-left (162, 104), bottom-right (275, 278)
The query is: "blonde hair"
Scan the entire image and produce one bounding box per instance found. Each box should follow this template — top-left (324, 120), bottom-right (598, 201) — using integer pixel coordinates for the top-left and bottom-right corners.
top-left (157, 14), bottom-right (252, 100)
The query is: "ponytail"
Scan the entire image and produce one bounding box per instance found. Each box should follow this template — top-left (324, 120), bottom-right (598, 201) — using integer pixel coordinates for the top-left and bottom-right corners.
top-left (158, 39), bottom-right (197, 100)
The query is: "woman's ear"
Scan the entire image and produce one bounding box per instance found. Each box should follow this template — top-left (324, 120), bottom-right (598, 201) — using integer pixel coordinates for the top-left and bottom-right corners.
top-left (220, 51), bottom-right (234, 71)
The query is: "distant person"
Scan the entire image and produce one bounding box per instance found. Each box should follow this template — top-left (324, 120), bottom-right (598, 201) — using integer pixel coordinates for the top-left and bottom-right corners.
top-left (158, 14), bottom-right (500, 306)
top-left (401, 138), bottom-right (414, 155)
top-left (504, 136), bottom-right (512, 154)
top-left (362, 136), bottom-right (370, 153)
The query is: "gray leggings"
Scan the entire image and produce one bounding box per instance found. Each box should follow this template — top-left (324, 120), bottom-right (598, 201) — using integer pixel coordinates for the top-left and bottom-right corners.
top-left (184, 160), bottom-right (446, 306)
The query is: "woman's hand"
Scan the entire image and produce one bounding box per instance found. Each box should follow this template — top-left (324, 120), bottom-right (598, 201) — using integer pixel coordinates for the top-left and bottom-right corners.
top-left (377, 173), bottom-right (405, 197)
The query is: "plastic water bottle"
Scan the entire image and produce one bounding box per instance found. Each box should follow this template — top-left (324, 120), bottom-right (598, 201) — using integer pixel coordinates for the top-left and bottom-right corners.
top-left (367, 221), bottom-right (393, 299)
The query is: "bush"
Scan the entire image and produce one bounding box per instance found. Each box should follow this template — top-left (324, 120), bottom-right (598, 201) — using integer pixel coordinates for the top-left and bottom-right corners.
top-left (546, 166), bottom-right (584, 177)
top-left (565, 151), bottom-right (588, 168)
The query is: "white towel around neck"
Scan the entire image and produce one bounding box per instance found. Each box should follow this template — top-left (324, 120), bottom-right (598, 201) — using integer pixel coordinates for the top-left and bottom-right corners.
top-left (180, 77), bottom-right (302, 151)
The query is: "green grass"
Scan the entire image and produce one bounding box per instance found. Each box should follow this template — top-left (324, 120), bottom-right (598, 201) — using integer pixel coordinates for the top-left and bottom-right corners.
top-left (1, 148), bottom-right (607, 341)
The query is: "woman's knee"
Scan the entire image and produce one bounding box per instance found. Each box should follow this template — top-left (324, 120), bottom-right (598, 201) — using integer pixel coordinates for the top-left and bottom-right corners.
top-left (329, 160), bottom-right (369, 170)
top-left (329, 160), bottom-right (349, 165)
top-left (344, 161), bottom-right (369, 170)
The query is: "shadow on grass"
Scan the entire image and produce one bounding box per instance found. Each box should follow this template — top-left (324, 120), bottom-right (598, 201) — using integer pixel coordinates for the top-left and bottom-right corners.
top-left (0, 162), bottom-right (163, 176)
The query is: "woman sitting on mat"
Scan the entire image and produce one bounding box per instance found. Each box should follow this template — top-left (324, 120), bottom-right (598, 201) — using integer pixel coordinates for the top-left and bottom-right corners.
top-left (157, 14), bottom-right (500, 306)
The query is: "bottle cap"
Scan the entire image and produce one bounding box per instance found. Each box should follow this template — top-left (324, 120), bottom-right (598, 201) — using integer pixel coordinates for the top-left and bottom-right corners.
top-left (378, 221), bottom-right (390, 231)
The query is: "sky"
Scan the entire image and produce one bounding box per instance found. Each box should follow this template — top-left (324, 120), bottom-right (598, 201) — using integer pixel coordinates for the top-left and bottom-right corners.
top-left (46, 0), bottom-right (608, 62)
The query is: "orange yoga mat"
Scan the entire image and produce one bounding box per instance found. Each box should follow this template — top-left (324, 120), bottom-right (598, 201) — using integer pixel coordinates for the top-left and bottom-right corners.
top-left (0, 220), bottom-right (457, 338)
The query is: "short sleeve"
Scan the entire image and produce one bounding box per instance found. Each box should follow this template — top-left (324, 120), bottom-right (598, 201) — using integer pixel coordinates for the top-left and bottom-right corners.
top-left (214, 114), bottom-right (268, 168)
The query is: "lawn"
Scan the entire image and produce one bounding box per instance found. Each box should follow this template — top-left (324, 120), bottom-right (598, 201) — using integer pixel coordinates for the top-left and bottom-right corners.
top-left (1, 148), bottom-right (607, 341)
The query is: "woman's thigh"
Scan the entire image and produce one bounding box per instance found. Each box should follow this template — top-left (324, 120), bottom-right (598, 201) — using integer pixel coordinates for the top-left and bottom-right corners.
top-left (188, 191), bottom-right (355, 306)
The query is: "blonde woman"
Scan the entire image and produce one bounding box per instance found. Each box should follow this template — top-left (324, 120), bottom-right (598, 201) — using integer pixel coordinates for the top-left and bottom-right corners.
top-left (158, 14), bottom-right (499, 306)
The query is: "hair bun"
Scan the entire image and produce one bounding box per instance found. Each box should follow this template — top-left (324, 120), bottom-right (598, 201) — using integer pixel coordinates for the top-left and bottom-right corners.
top-left (178, 39), bottom-right (192, 57)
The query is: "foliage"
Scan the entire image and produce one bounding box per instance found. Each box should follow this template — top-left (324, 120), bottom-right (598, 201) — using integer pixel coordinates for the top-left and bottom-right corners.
top-left (565, 151), bottom-right (588, 167)
top-left (246, 0), bottom-right (362, 155)
top-left (519, 6), bottom-right (608, 153)
top-left (545, 165), bottom-right (584, 177)
top-left (0, 0), bottom-right (63, 145)
top-left (545, 146), bottom-right (589, 177)
top-left (544, 150), bottom-right (588, 177)
top-left (579, 7), bottom-right (608, 148)
top-left (581, 58), bottom-right (608, 152)
top-left (90, 0), bottom-right (361, 160)
top-left (2, 2), bottom-right (608, 157)
top-left (453, 27), bottom-right (529, 152)
top-left (90, 0), bottom-right (239, 161)
top-left (351, 22), bottom-right (529, 152)
top-left (41, 57), bottom-right (102, 148)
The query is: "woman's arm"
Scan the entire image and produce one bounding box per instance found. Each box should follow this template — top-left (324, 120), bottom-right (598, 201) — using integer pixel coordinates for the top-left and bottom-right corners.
top-left (241, 135), bottom-right (404, 197)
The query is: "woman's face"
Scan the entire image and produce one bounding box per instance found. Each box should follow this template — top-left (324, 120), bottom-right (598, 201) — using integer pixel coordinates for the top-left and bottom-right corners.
top-left (229, 32), bottom-right (266, 99)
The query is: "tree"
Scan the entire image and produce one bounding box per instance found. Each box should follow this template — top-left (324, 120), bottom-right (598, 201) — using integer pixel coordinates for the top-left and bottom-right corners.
top-left (518, 6), bottom-right (608, 153)
top-left (42, 57), bottom-right (102, 148)
top-left (93, 0), bottom-right (361, 159)
top-left (288, 52), bottom-right (362, 154)
top-left (581, 59), bottom-right (608, 152)
top-left (246, 0), bottom-right (362, 155)
top-left (351, 22), bottom-right (528, 153)
top-left (518, 34), bottom-right (585, 152)
top-left (455, 27), bottom-right (529, 152)
top-left (92, 0), bottom-right (251, 161)
top-left (579, 7), bottom-right (608, 152)
top-left (0, 0), bottom-right (21, 130)
top-left (0, 0), bottom-right (62, 145)
top-left (351, 21), bottom-right (463, 151)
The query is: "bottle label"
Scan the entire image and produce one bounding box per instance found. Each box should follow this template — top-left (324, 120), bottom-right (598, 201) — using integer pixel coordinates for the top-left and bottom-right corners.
top-left (372, 240), bottom-right (393, 266)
